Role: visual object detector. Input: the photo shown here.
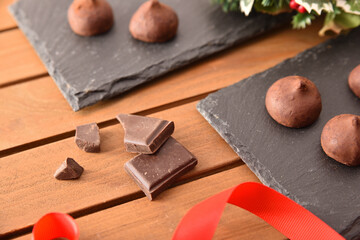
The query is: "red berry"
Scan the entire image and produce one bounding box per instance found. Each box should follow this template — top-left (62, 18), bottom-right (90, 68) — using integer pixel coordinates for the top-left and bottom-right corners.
top-left (289, 1), bottom-right (299, 10)
top-left (298, 5), bottom-right (307, 13)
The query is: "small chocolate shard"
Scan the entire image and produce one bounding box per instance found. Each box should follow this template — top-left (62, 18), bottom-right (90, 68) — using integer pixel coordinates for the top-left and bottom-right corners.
top-left (75, 123), bottom-right (100, 153)
top-left (124, 137), bottom-right (197, 200)
top-left (116, 114), bottom-right (174, 154)
top-left (54, 158), bottom-right (84, 180)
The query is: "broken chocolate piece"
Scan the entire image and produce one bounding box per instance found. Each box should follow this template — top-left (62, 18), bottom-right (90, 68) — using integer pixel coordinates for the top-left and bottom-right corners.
top-left (124, 137), bottom-right (197, 200)
top-left (54, 158), bottom-right (84, 180)
top-left (116, 114), bottom-right (174, 154)
top-left (75, 123), bottom-right (100, 153)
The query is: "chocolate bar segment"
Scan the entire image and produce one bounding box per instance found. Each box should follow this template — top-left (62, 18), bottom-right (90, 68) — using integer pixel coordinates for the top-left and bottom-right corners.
top-left (117, 114), bottom-right (174, 154)
top-left (124, 137), bottom-right (197, 200)
top-left (54, 158), bottom-right (84, 180)
top-left (75, 123), bottom-right (100, 153)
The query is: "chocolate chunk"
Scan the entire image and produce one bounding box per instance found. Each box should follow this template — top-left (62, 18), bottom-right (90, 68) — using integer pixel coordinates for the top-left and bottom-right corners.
top-left (54, 158), bottom-right (84, 180)
top-left (265, 76), bottom-right (322, 128)
top-left (117, 114), bottom-right (174, 154)
top-left (124, 137), bottom-right (197, 200)
top-left (75, 123), bottom-right (100, 153)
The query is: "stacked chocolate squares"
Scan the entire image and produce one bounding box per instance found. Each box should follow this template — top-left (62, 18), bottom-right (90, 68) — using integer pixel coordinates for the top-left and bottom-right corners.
top-left (117, 114), bottom-right (198, 200)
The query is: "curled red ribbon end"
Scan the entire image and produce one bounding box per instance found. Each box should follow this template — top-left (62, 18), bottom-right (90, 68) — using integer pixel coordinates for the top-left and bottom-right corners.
top-left (172, 182), bottom-right (345, 240)
top-left (32, 212), bottom-right (79, 240)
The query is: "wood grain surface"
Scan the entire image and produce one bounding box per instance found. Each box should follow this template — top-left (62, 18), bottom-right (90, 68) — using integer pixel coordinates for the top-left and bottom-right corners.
top-left (0, 101), bottom-right (241, 237)
top-left (0, 29), bottom-right (46, 86)
top-left (0, 0), bottom-right (16, 31)
top-left (15, 166), bottom-right (286, 240)
top-left (0, 23), bottom-right (329, 153)
top-left (0, 22), bottom-right (326, 87)
top-left (1, 3), bottom-right (333, 238)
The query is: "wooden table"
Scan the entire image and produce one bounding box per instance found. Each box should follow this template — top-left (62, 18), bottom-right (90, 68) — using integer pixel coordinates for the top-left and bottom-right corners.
top-left (0, 0), bottom-right (331, 238)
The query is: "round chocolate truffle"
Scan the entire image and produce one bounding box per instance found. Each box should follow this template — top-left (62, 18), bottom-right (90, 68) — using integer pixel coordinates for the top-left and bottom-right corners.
top-left (129, 0), bottom-right (178, 43)
top-left (348, 64), bottom-right (360, 98)
top-left (321, 114), bottom-right (360, 166)
top-left (265, 76), bottom-right (322, 128)
top-left (68, 0), bottom-right (114, 36)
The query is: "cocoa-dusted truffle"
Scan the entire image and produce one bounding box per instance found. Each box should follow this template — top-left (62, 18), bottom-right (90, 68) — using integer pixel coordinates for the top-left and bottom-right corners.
top-left (348, 64), bottom-right (360, 98)
top-left (68, 0), bottom-right (114, 36)
top-left (129, 0), bottom-right (178, 43)
top-left (321, 114), bottom-right (360, 166)
top-left (265, 76), bottom-right (322, 128)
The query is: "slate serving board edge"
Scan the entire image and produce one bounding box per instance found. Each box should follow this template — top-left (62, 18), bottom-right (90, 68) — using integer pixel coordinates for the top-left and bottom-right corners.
top-left (9, 1), bottom-right (290, 111)
top-left (196, 40), bottom-right (331, 195)
top-left (197, 32), bottom-right (360, 239)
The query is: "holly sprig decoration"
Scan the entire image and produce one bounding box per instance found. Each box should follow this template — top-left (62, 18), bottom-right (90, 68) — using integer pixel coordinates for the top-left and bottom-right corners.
top-left (212, 0), bottom-right (360, 36)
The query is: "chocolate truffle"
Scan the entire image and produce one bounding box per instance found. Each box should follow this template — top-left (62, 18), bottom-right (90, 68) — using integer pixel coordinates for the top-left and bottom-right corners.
top-left (265, 76), bottom-right (322, 128)
top-left (129, 0), bottom-right (178, 43)
top-left (68, 0), bottom-right (114, 36)
top-left (321, 114), bottom-right (360, 166)
top-left (348, 64), bottom-right (360, 98)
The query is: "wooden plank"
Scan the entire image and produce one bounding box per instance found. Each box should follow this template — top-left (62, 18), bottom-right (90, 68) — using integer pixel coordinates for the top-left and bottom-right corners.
top-left (0, 0), bottom-right (16, 31)
top-left (0, 22), bottom-right (327, 87)
top-left (0, 24), bottom-right (330, 152)
top-left (0, 29), bottom-right (46, 86)
top-left (0, 101), bottom-right (241, 237)
top-left (15, 166), bottom-right (286, 240)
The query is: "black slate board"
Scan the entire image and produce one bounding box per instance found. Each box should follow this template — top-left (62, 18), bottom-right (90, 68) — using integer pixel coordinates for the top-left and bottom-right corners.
top-left (9, 0), bottom-right (289, 111)
top-left (197, 28), bottom-right (360, 239)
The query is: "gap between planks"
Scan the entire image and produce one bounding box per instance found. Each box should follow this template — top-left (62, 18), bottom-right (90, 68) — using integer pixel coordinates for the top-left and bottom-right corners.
top-left (0, 91), bottom-right (214, 158)
top-left (0, 24), bottom-right (286, 88)
top-left (0, 101), bottom-right (243, 238)
top-left (0, 72), bottom-right (48, 89)
top-left (0, 23), bottom-right (330, 153)
top-left (0, 25), bottom-right (17, 34)
top-left (13, 165), bottom-right (287, 240)
top-left (4, 161), bottom-right (244, 239)
top-left (0, 20), bottom-right (328, 88)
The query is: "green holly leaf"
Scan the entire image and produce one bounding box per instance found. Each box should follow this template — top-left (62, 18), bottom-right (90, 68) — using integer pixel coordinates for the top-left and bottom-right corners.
top-left (294, 0), bottom-right (333, 14)
top-left (320, 11), bottom-right (360, 36)
top-left (348, 0), bottom-right (360, 12)
top-left (253, 0), bottom-right (290, 14)
top-left (335, 11), bottom-right (360, 28)
top-left (261, 0), bottom-right (272, 6)
top-left (292, 12), bottom-right (315, 29)
top-left (240, 0), bottom-right (255, 16)
top-left (336, 0), bottom-right (360, 15)
top-left (211, 0), bottom-right (241, 12)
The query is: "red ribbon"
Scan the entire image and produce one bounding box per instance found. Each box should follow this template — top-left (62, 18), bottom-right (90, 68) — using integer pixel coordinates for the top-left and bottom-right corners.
top-left (32, 212), bottom-right (79, 240)
top-left (172, 182), bottom-right (344, 240)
